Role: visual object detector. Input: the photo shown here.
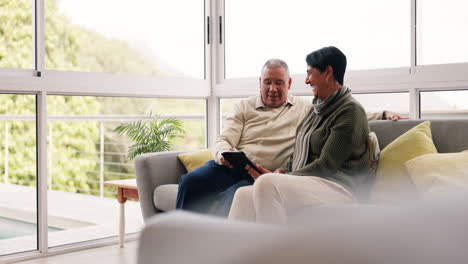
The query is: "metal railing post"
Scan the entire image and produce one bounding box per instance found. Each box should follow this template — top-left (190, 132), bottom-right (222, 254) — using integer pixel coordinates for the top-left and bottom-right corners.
top-left (48, 122), bottom-right (53, 189)
top-left (4, 121), bottom-right (9, 184)
top-left (100, 122), bottom-right (104, 198)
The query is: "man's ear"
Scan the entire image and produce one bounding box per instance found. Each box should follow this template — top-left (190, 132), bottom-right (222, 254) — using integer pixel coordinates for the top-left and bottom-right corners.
top-left (259, 77), bottom-right (262, 88)
top-left (288, 77), bottom-right (292, 90)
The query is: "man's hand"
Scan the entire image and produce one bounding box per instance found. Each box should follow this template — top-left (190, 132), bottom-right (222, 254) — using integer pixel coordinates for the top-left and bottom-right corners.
top-left (245, 164), bottom-right (271, 180)
top-left (220, 148), bottom-right (237, 168)
top-left (384, 111), bottom-right (409, 121)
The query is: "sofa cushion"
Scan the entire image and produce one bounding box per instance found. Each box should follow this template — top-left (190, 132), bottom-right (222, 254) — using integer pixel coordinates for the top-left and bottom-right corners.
top-left (405, 150), bottom-right (468, 196)
top-left (153, 184), bottom-right (179, 211)
top-left (178, 149), bottom-right (213, 172)
top-left (370, 121), bottom-right (437, 202)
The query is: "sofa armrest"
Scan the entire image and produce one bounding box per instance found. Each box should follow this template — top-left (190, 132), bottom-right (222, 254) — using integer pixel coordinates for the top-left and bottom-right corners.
top-left (134, 151), bottom-right (188, 221)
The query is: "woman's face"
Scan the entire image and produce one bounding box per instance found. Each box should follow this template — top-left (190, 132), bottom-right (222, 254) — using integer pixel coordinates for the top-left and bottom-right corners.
top-left (305, 66), bottom-right (329, 99)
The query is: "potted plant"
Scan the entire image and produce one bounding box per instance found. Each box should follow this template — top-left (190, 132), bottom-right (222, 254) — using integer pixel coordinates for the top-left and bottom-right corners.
top-left (114, 113), bottom-right (185, 160)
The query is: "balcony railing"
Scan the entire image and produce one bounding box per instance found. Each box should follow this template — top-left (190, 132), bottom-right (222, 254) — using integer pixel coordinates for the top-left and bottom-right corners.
top-left (1, 110), bottom-right (467, 198)
top-left (0, 114), bottom-right (206, 198)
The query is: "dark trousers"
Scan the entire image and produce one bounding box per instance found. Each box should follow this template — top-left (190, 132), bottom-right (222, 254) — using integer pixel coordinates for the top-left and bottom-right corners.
top-left (176, 160), bottom-right (254, 217)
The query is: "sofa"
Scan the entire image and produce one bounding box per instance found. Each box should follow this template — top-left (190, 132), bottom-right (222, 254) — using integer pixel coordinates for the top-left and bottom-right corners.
top-left (135, 119), bottom-right (468, 221)
top-left (135, 119), bottom-right (468, 264)
top-left (137, 193), bottom-right (468, 264)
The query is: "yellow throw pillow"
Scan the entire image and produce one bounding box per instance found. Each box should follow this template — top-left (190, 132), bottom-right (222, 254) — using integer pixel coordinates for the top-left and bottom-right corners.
top-left (178, 149), bottom-right (213, 172)
top-left (405, 150), bottom-right (468, 196)
top-left (370, 121), bottom-right (437, 202)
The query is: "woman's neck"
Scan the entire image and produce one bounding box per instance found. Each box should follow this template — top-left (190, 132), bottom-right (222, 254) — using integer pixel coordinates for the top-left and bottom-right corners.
top-left (319, 82), bottom-right (342, 100)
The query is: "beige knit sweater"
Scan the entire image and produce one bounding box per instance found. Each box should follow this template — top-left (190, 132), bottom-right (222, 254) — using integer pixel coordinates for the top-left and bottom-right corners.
top-left (213, 95), bottom-right (310, 171)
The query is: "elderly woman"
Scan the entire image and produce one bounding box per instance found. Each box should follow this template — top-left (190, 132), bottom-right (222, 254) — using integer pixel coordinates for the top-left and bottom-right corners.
top-left (228, 46), bottom-right (374, 224)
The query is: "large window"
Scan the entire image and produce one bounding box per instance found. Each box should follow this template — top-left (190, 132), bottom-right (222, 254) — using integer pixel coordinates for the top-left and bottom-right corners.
top-left (297, 93), bottom-right (410, 118)
top-left (0, 94), bottom-right (37, 256)
top-left (225, 0), bottom-right (410, 78)
top-left (353, 93), bottom-right (410, 117)
top-left (221, 93), bottom-right (410, 131)
top-left (0, 0), bottom-right (33, 69)
top-left (3, 0), bottom-right (468, 260)
top-left (45, 0), bottom-right (205, 78)
top-left (420, 90), bottom-right (468, 119)
top-left (46, 96), bottom-right (206, 247)
top-left (417, 1), bottom-right (468, 65)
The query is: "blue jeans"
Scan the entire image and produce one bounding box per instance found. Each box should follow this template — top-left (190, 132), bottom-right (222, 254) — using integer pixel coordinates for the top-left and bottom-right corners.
top-left (176, 160), bottom-right (254, 216)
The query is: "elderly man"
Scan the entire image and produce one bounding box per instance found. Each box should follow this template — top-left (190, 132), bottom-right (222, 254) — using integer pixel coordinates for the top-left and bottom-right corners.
top-left (176, 59), bottom-right (405, 216)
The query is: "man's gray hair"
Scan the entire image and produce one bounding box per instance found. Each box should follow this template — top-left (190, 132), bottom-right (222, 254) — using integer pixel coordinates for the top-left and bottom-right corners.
top-left (262, 58), bottom-right (290, 75)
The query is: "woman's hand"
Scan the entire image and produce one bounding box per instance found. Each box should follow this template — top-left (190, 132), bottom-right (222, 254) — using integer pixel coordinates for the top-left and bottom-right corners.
top-left (274, 169), bottom-right (287, 174)
top-left (245, 164), bottom-right (271, 180)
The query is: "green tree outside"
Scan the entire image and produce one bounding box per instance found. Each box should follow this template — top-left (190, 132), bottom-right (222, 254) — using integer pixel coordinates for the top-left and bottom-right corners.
top-left (0, 0), bottom-right (206, 196)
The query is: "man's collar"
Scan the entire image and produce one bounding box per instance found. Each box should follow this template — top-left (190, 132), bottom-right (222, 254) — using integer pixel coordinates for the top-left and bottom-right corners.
top-left (255, 95), bottom-right (295, 109)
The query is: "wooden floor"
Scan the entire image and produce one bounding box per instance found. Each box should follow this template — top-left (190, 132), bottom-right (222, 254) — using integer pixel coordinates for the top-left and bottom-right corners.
top-left (14, 241), bottom-right (138, 264)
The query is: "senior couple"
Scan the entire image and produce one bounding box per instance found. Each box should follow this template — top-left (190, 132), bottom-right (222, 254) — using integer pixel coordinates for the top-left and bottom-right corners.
top-left (176, 46), bottom-right (405, 224)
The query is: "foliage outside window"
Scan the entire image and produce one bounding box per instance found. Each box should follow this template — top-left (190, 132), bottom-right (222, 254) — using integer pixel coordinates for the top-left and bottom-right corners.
top-left (0, 0), bottom-right (207, 197)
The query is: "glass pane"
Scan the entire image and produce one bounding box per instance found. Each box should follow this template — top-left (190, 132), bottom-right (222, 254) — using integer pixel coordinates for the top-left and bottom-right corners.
top-left (0, 0), bottom-right (33, 69)
top-left (421, 90), bottom-right (468, 119)
top-left (46, 96), bottom-right (206, 247)
top-left (0, 94), bottom-right (37, 256)
top-left (417, 1), bottom-right (468, 65)
top-left (352, 93), bottom-right (410, 118)
top-left (297, 93), bottom-right (410, 118)
top-left (45, 0), bottom-right (204, 78)
top-left (225, 0), bottom-right (410, 78)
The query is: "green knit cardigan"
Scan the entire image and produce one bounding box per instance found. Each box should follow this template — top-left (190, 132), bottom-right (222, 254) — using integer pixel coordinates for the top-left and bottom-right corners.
top-left (282, 96), bottom-right (374, 198)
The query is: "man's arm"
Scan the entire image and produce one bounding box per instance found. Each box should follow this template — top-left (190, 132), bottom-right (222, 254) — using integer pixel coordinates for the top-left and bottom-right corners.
top-left (383, 111), bottom-right (408, 121)
top-left (213, 103), bottom-right (245, 164)
top-left (366, 111), bottom-right (384, 121)
top-left (367, 111), bottom-right (408, 121)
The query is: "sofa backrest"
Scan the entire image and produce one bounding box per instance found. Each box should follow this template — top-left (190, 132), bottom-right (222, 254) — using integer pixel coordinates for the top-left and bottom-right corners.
top-left (369, 119), bottom-right (468, 153)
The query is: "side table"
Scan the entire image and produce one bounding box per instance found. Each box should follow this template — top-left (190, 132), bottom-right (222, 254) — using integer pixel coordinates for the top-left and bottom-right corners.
top-left (104, 179), bottom-right (139, 247)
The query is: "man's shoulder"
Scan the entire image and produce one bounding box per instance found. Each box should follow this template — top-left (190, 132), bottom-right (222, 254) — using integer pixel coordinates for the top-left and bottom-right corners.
top-left (235, 95), bottom-right (258, 107)
top-left (290, 95), bottom-right (312, 110)
top-left (291, 96), bottom-right (311, 105)
top-left (227, 96), bottom-right (257, 114)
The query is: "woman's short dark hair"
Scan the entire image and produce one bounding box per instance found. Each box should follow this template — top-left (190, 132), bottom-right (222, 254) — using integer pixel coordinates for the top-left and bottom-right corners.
top-left (305, 46), bottom-right (347, 85)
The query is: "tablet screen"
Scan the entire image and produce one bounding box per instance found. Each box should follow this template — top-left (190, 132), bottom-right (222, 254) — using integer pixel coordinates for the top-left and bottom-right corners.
top-left (221, 151), bottom-right (262, 174)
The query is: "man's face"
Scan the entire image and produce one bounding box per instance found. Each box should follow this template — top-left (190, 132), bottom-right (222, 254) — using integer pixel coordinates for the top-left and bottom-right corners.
top-left (305, 66), bottom-right (329, 99)
top-left (259, 66), bottom-right (292, 108)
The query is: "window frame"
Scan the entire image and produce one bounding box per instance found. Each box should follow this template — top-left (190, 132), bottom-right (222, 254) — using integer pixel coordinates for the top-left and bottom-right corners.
top-left (213, 0), bottom-right (468, 118)
top-left (0, 0), bottom-right (212, 261)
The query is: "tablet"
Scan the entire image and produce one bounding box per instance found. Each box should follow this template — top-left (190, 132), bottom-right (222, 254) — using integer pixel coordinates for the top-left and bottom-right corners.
top-left (221, 151), bottom-right (262, 174)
